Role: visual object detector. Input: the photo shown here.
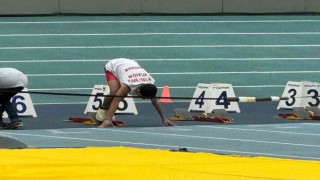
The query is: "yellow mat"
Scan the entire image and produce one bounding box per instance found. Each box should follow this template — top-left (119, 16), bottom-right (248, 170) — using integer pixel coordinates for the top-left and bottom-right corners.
top-left (1, 147), bottom-right (320, 179)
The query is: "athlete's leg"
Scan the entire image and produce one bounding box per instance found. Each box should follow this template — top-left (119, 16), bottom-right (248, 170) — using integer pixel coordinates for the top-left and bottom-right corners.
top-left (101, 70), bottom-right (121, 109)
top-left (96, 70), bottom-right (120, 121)
top-left (101, 79), bottom-right (121, 109)
top-left (0, 87), bottom-right (23, 129)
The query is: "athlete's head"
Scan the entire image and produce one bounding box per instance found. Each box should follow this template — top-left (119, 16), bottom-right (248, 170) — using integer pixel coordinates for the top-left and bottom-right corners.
top-left (138, 84), bottom-right (157, 98)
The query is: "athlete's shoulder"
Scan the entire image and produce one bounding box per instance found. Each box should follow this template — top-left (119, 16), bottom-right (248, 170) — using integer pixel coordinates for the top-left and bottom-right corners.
top-left (110, 58), bottom-right (132, 61)
top-left (0, 68), bottom-right (24, 75)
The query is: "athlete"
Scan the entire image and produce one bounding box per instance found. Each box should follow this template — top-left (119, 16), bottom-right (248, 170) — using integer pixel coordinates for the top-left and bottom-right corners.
top-left (0, 68), bottom-right (28, 129)
top-left (96, 58), bottom-right (175, 128)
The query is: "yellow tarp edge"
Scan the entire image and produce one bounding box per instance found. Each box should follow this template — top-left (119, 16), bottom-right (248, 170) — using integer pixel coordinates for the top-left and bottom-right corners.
top-left (1, 146), bottom-right (319, 179)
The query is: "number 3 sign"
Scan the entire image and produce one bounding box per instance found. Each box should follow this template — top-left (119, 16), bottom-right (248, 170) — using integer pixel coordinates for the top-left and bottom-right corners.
top-left (277, 81), bottom-right (320, 109)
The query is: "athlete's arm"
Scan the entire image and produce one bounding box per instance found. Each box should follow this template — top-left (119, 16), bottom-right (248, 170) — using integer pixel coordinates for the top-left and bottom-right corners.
top-left (99, 83), bottom-right (130, 128)
top-left (150, 98), bottom-right (175, 126)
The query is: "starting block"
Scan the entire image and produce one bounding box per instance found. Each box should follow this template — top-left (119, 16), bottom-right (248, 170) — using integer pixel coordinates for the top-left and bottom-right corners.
top-left (212, 109), bottom-right (233, 120)
top-left (169, 108), bottom-right (194, 121)
top-left (87, 112), bottom-right (125, 126)
top-left (306, 106), bottom-right (320, 120)
top-left (192, 109), bottom-right (233, 123)
top-left (292, 107), bottom-right (312, 120)
top-left (87, 112), bottom-right (102, 124)
top-left (68, 112), bottom-right (125, 126)
top-left (279, 107), bottom-right (312, 120)
top-left (192, 114), bottom-right (233, 123)
top-left (169, 108), bottom-right (233, 123)
top-left (306, 106), bottom-right (320, 116)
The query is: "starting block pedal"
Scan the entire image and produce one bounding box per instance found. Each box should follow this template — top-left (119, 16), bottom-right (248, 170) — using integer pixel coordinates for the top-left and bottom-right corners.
top-left (193, 109), bottom-right (233, 123)
top-left (68, 113), bottom-right (100, 125)
top-left (292, 107), bottom-right (311, 120)
top-left (87, 112), bottom-right (102, 124)
top-left (169, 108), bottom-right (194, 121)
top-left (279, 107), bottom-right (312, 120)
top-left (87, 112), bottom-right (125, 126)
top-left (68, 112), bottom-right (125, 126)
top-left (212, 109), bottom-right (233, 120)
top-left (306, 106), bottom-right (320, 120)
top-left (192, 113), bottom-right (233, 123)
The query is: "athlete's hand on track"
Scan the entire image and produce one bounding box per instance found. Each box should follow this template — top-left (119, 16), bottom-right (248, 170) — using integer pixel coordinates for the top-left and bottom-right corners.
top-left (163, 119), bottom-right (176, 126)
top-left (98, 119), bottom-right (114, 128)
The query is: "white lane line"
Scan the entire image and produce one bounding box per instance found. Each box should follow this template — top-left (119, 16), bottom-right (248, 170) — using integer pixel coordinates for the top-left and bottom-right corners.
top-left (94, 128), bottom-right (320, 148)
top-left (2, 58), bottom-right (320, 63)
top-left (1, 32), bottom-right (320, 36)
top-left (198, 125), bottom-right (320, 136)
top-left (298, 123), bottom-right (320, 126)
top-left (2, 128), bottom-right (320, 148)
top-left (1, 20), bottom-right (320, 24)
top-left (0, 130), bottom-right (319, 160)
top-left (143, 127), bottom-right (193, 131)
top-left (2, 44), bottom-right (320, 49)
top-left (274, 126), bottom-right (301, 129)
top-left (47, 130), bottom-right (89, 134)
top-left (23, 71), bottom-right (320, 77)
top-left (21, 84), bottom-right (281, 92)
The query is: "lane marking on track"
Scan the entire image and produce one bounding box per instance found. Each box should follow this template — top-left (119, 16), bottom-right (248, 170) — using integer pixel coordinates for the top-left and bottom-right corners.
top-left (1, 20), bottom-right (320, 24)
top-left (1, 32), bottom-right (320, 36)
top-left (198, 125), bottom-right (320, 136)
top-left (0, 130), bottom-right (320, 160)
top-left (2, 44), bottom-right (320, 50)
top-left (2, 58), bottom-right (320, 63)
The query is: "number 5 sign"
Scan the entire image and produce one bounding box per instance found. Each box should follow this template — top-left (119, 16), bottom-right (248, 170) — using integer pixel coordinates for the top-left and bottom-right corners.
top-left (3, 88), bottom-right (37, 118)
top-left (188, 83), bottom-right (240, 113)
top-left (84, 85), bottom-right (138, 114)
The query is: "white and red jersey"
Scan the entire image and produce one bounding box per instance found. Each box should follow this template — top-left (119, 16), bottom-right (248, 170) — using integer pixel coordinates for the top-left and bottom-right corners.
top-left (105, 58), bottom-right (155, 91)
top-left (0, 68), bottom-right (28, 89)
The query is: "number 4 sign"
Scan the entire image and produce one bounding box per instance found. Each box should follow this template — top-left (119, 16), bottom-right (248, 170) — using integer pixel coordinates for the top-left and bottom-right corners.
top-left (84, 85), bottom-right (138, 114)
top-left (3, 88), bottom-right (37, 118)
top-left (188, 83), bottom-right (240, 113)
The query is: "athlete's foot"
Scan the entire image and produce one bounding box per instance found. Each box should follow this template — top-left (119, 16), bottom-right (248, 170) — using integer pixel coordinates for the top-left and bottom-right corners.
top-left (96, 109), bottom-right (108, 122)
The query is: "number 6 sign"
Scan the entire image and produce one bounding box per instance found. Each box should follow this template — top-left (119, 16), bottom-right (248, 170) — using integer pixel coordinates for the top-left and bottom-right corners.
top-left (3, 88), bottom-right (37, 118)
top-left (84, 85), bottom-right (138, 114)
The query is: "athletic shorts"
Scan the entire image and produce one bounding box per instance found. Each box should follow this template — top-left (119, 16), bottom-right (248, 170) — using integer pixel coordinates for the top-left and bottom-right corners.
top-left (104, 68), bottom-right (118, 81)
top-left (0, 86), bottom-right (24, 102)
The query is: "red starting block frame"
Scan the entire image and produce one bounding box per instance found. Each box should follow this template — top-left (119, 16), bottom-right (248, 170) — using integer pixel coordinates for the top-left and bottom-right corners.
top-left (279, 106), bottom-right (320, 120)
top-left (170, 108), bottom-right (234, 123)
